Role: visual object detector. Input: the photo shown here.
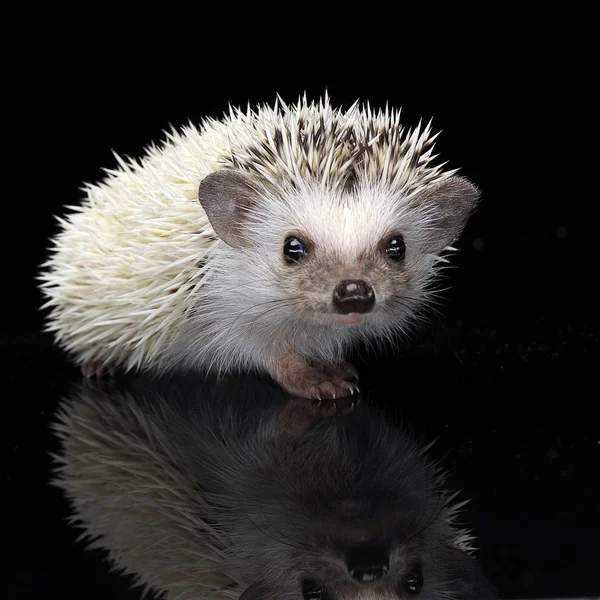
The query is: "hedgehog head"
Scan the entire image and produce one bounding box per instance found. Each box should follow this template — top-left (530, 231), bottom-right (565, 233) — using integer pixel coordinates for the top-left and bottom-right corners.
top-left (197, 167), bottom-right (479, 337)
top-left (189, 97), bottom-right (481, 370)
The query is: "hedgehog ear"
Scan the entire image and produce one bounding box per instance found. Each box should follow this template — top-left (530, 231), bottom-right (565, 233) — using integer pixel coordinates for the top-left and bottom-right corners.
top-left (415, 175), bottom-right (481, 254)
top-left (198, 169), bottom-right (262, 248)
top-left (239, 581), bottom-right (270, 600)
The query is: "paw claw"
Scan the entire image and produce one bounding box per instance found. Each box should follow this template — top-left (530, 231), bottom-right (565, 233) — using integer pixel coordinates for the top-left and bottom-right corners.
top-left (275, 353), bottom-right (361, 402)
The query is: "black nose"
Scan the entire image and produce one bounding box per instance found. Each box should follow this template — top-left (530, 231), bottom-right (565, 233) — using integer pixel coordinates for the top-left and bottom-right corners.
top-left (332, 279), bottom-right (375, 314)
top-left (347, 545), bottom-right (389, 583)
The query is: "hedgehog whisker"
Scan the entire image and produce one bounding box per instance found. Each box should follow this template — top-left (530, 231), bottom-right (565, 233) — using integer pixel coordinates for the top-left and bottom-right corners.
top-left (399, 487), bottom-right (448, 548)
top-left (244, 305), bottom-right (300, 340)
top-left (389, 293), bottom-right (444, 321)
top-left (259, 515), bottom-right (313, 554)
top-left (244, 299), bottom-right (306, 339)
top-left (245, 510), bottom-right (311, 554)
top-left (222, 298), bottom-right (298, 339)
top-left (387, 296), bottom-right (416, 312)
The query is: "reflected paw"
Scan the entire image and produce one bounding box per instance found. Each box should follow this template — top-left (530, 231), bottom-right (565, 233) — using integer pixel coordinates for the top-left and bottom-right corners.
top-left (81, 362), bottom-right (116, 379)
top-left (312, 394), bottom-right (359, 418)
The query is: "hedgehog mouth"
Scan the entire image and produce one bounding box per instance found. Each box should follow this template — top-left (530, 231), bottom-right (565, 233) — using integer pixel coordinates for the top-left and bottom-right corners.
top-left (330, 313), bottom-right (366, 325)
top-left (317, 312), bottom-right (367, 326)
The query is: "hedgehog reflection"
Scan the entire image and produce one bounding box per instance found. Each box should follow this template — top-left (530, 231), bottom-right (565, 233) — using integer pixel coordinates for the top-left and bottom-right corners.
top-left (51, 375), bottom-right (497, 600)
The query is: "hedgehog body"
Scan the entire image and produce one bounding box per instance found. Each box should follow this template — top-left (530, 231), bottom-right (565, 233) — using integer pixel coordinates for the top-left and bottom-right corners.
top-left (40, 94), bottom-right (480, 397)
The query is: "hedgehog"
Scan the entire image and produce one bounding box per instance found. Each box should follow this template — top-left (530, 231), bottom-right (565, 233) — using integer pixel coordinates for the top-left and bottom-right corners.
top-left (50, 374), bottom-right (497, 600)
top-left (39, 93), bottom-right (481, 399)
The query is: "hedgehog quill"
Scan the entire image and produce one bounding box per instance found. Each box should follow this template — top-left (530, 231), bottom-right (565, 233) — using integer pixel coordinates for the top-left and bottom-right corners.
top-left (39, 94), bottom-right (481, 398)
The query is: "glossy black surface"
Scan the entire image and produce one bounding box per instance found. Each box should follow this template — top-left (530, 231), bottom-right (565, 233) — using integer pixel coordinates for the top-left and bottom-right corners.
top-left (7, 79), bottom-right (598, 599)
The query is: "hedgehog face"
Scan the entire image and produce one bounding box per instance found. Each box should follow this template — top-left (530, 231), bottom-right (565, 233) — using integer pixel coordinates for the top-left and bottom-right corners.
top-left (198, 169), bottom-right (480, 338)
top-left (273, 185), bottom-right (419, 325)
top-left (241, 179), bottom-right (464, 331)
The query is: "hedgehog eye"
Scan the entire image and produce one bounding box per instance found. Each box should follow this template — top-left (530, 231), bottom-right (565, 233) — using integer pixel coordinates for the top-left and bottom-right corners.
top-left (384, 234), bottom-right (406, 261)
top-left (283, 236), bottom-right (308, 263)
top-left (302, 578), bottom-right (332, 600)
top-left (402, 567), bottom-right (424, 595)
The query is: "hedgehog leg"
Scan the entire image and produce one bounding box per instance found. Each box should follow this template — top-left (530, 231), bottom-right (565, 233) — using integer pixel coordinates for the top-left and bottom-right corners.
top-left (273, 351), bottom-right (360, 400)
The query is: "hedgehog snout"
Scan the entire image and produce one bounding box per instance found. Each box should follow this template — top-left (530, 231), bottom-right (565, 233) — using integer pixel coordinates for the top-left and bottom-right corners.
top-left (346, 544), bottom-right (390, 583)
top-left (332, 279), bottom-right (375, 314)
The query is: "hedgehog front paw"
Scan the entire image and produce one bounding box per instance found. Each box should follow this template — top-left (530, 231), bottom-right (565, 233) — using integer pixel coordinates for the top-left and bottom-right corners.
top-left (320, 361), bottom-right (360, 384)
top-left (273, 351), bottom-right (360, 400)
top-left (307, 378), bottom-right (360, 402)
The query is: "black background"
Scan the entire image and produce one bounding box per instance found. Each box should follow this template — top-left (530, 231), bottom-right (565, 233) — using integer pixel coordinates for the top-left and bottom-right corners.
top-left (6, 66), bottom-right (599, 600)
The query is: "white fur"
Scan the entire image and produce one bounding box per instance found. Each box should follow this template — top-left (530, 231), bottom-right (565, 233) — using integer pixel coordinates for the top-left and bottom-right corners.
top-left (39, 93), bottom-right (459, 375)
